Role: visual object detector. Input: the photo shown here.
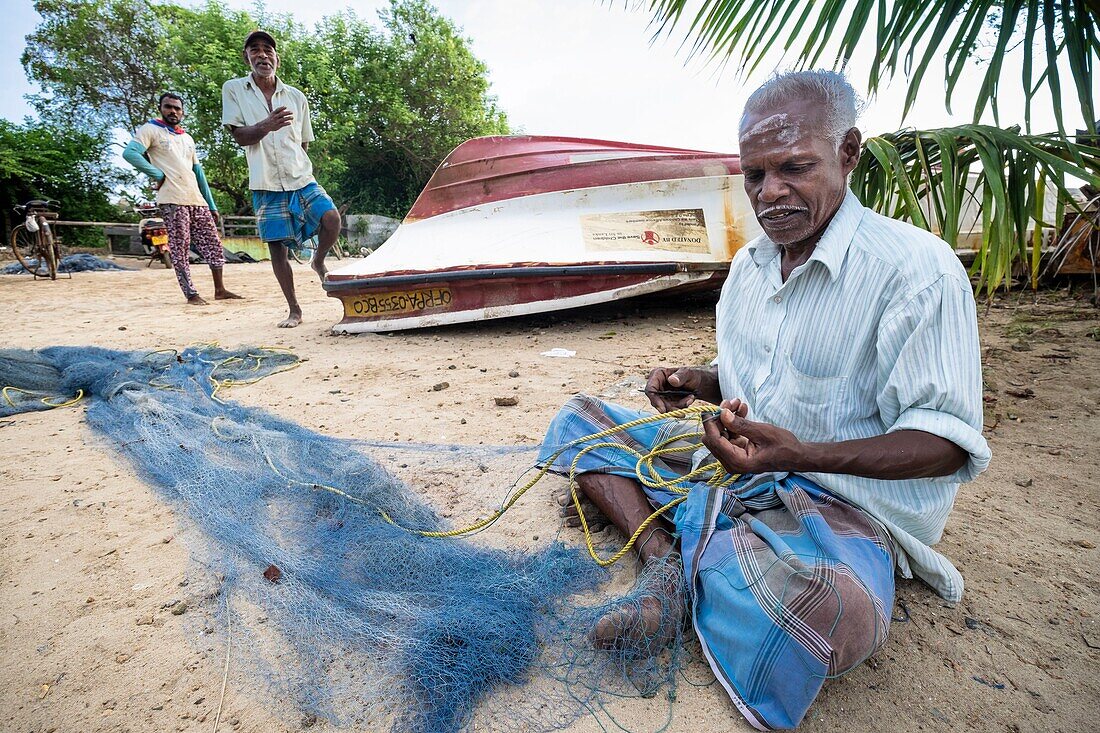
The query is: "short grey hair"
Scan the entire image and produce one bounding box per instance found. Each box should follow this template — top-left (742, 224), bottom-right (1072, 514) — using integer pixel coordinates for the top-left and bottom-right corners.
top-left (740, 70), bottom-right (862, 148)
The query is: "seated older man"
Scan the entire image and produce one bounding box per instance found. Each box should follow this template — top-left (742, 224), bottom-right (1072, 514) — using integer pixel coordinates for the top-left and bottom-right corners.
top-left (538, 70), bottom-right (990, 730)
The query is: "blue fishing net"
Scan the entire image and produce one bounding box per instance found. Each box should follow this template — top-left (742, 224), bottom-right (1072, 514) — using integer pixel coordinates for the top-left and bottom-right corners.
top-left (0, 345), bottom-right (689, 731)
top-left (1, 253), bottom-right (131, 274)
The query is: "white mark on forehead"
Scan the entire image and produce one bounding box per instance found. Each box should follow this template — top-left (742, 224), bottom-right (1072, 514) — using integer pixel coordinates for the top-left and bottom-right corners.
top-left (744, 113), bottom-right (788, 137)
top-left (741, 112), bottom-right (804, 146)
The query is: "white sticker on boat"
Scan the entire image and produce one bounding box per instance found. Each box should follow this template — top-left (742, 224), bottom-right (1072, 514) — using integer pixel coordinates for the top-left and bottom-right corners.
top-left (580, 208), bottom-right (710, 254)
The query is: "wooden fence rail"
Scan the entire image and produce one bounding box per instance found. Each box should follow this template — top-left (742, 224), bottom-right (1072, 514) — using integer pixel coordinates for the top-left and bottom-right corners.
top-left (39, 217), bottom-right (261, 255)
top-left (220, 215), bottom-right (258, 237)
top-left (53, 220), bottom-right (138, 228)
top-left (48, 217), bottom-right (261, 236)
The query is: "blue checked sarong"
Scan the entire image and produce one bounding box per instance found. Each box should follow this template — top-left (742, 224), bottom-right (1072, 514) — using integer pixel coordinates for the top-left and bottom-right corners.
top-left (539, 395), bottom-right (896, 730)
top-left (252, 182), bottom-right (336, 250)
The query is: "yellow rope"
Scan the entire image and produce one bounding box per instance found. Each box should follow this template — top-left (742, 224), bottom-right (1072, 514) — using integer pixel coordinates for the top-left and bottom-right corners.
top-left (2, 385), bottom-right (84, 410)
top-left (208, 348), bottom-right (301, 403)
top-left (382, 403), bottom-right (720, 538)
top-left (225, 399), bottom-right (730, 567)
top-left (564, 441), bottom-right (688, 566)
top-left (42, 389), bottom-right (84, 407)
top-left (197, 347), bottom-right (733, 568)
top-left (2, 343), bottom-right (297, 411)
top-left (377, 402), bottom-right (737, 566)
top-left (559, 426), bottom-right (737, 566)
top-left (211, 416), bottom-right (376, 509)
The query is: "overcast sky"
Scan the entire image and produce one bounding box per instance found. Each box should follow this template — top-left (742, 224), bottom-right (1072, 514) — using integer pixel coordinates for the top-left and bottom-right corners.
top-left (1, 0), bottom-right (1084, 151)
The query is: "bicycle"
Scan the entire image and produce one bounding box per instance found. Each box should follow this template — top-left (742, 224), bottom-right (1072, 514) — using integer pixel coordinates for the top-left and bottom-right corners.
top-left (10, 199), bottom-right (63, 279)
top-left (292, 234), bottom-right (348, 264)
top-left (288, 202), bottom-right (351, 264)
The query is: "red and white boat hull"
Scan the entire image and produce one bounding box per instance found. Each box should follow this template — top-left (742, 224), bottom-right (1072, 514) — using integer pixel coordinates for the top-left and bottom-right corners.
top-left (324, 136), bottom-right (760, 332)
top-left (327, 262), bottom-right (727, 333)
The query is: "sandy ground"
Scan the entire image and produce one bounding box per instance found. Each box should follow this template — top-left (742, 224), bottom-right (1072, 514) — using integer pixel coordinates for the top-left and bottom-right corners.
top-left (1, 258), bottom-right (1098, 733)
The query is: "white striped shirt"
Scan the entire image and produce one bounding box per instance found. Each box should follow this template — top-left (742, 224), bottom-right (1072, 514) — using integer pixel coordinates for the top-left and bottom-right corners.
top-left (715, 190), bottom-right (991, 602)
top-left (221, 75), bottom-right (316, 192)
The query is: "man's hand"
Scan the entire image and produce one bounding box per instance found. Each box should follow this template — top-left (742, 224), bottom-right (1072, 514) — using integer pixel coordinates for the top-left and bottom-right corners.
top-left (701, 399), bottom-right (804, 475)
top-left (228, 107), bottom-right (294, 147)
top-left (644, 366), bottom-right (721, 412)
top-left (261, 106), bottom-right (293, 133)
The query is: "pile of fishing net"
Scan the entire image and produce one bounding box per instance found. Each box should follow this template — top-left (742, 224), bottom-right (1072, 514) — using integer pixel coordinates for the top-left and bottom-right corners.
top-left (1, 253), bottom-right (131, 274)
top-left (0, 345), bottom-right (692, 732)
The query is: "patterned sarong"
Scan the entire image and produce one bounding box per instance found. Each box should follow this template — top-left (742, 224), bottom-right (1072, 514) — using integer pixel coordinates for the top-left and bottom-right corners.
top-left (538, 395), bottom-right (896, 730)
top-left (252, 182), bottom-right (336, 249)
top-left (158, 204), bottom-right (224, 299)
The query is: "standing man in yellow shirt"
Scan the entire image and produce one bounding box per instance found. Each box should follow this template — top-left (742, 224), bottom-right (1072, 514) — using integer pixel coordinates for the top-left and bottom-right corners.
top-left (221, 30), bottom-right (341, 328)
top-left (123, 93), bottom-right (243, 305)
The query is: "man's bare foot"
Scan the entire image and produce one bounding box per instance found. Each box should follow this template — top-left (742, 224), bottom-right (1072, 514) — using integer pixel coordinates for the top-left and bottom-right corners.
top-left (310, 256), bottom-right (327, 280)
top-left (187, 294), bottom-right (209, 306)
top-left (555, 487), bottom-right (610, 532)
top-left (277, 310), bottom-right (303, 328)
top-left (215, 290), bottom-right (244, 300)
top-left (591, 555), bottom-right (685, 653)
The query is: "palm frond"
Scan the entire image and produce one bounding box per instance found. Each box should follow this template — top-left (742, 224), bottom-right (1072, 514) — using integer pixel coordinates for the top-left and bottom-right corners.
top-left (849, 124), bottom-right (1100, 296)
top-left (631, 0), bottom-right (1098, 134)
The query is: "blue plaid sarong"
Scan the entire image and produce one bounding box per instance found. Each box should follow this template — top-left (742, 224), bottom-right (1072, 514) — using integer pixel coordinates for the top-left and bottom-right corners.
top-left (539, 395), bottom-right (896, 730)
top-left (252, 182), bottom-right (336, 250)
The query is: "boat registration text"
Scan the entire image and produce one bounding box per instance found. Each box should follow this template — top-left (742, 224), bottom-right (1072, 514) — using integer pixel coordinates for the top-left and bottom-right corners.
top-left (343, 288), bottom-right (453, 318)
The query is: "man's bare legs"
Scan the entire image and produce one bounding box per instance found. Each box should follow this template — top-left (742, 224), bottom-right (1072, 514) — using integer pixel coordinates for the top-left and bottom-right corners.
top-left (210, 267), bottom-right (243, 300)
top-left (570, 473), bottom-right (684, 649)
top-left (309, 209), bottom-right (342, 280)
top-left (268, 240), bottom-right (302, 328)
top-left (572, 474), bottom-right (675, 563)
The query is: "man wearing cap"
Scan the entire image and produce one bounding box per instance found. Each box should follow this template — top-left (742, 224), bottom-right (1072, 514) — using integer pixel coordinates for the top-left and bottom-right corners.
top-left (222, 30), bottom-right (341, 328)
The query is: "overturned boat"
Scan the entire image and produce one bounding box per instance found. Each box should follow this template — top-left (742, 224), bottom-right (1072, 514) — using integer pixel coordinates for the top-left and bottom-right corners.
top-left (323, 135), bottom-right (760, 332)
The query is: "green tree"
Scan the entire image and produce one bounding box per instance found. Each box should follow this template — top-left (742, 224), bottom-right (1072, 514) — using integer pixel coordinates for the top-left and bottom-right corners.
top-left (0, 119), bottom-right (127, 248)
top-left (638, 1), bottom-right (1096, 135)
top-left (22, 0), bottom-right (510, 218)
top-left (315, 1), bottom-right (510, 216)
top-left (632, 0), bottom-right (1100, 294)
top-left (22, 0), bottom-right (165, 130)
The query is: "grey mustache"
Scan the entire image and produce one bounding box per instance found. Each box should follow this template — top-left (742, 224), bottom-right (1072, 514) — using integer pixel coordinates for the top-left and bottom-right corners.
top-left (757, 206), bottom-right (807, 218)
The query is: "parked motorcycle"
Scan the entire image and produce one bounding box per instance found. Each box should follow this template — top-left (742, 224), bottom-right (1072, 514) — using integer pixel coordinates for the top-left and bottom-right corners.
top-left (136, 204), bottom-right (171, 268)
